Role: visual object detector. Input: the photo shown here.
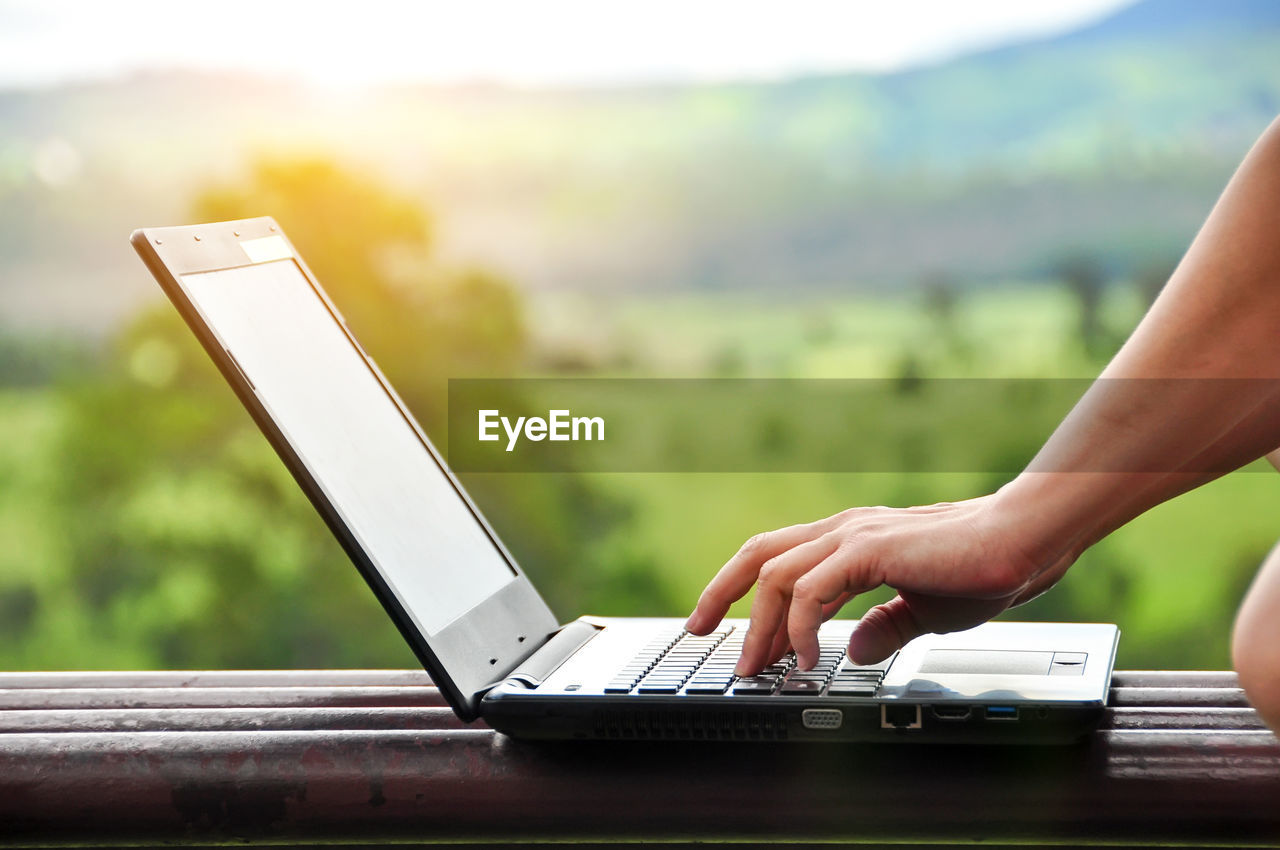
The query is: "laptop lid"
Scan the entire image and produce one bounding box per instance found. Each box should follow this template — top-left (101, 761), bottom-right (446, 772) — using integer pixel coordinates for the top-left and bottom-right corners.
top-left (131, 217), bottom-right (560, 721)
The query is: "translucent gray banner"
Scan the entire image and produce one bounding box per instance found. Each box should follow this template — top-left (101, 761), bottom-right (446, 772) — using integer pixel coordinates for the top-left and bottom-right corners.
top-left (446, 378), bottom-right (1280, 473)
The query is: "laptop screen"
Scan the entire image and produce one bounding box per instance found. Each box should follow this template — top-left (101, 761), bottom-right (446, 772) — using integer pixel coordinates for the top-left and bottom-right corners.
top-left (181, 258), bottom-right (516, 636)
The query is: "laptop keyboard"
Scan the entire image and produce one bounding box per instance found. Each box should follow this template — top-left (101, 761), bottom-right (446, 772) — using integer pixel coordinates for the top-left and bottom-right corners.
top-left (603, 625), bottom-right (895, 697)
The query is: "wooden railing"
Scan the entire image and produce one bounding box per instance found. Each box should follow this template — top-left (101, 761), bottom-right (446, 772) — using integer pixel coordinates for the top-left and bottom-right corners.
top-left (0, 670), bottom-right (1275, 847)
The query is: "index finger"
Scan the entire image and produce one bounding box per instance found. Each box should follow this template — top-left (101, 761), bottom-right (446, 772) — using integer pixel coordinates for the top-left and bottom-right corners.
top-left (788, 552), bottom-right (876, 669)
top-left (685, 522), bottom-right (821, 634)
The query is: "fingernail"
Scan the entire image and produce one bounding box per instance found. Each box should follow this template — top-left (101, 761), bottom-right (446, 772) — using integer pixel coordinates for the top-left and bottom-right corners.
top-left (684, 614), bottom-right (701, 633)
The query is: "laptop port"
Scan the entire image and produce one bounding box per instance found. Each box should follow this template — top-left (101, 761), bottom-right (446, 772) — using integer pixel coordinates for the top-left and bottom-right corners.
top-left (984, 705), bottom-right (1019, 721)
top-left (930, 704), bottom-right (973, 722)
top-left (801, 708), bottom-right (844, 730)
top-left (880, 703), bottom-right (923, 730)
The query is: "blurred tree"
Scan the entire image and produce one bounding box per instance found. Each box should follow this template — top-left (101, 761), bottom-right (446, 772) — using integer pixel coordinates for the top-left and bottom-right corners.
top-left (920, 270), bottom-right (959, 332)
top-left (37, 156), bottom-right (654, 670)
top-left (194, 158), bottom-right (523, 430)
top-left (1134, 256), bottom-right (1181, 312)
top-left (1053, 253), bottom-right (1110, 360)
top-left (918, 268), bottom-right (975, 367)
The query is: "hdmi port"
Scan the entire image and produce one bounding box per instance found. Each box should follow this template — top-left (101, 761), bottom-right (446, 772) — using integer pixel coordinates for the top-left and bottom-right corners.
top-left (930, 705), bottom-right (973, 722)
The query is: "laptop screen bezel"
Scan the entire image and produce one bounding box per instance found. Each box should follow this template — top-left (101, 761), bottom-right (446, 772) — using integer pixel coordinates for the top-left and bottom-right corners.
top-left (131, 216), bottom-right (560, 721)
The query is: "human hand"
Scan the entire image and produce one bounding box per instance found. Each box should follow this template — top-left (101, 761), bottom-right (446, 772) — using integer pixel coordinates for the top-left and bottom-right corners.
top-left (684, 494), bottom-right (1072, 675)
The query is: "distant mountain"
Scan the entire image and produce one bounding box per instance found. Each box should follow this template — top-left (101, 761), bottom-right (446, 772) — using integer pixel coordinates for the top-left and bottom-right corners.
top-left (1056, 0), bottom-right (1280, 43)
top-left (1, 0), bottom-right (1278, 333)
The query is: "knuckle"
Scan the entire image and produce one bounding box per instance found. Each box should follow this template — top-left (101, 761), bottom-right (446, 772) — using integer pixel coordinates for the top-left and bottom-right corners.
top-left (757, 561), bottom-right (782, 588)
top-left (739, 532), bottom-right (772, 557)
top-left (791, 575), bottom-right (817, 600)
top-left (833, 529), bottom-right (870, 554)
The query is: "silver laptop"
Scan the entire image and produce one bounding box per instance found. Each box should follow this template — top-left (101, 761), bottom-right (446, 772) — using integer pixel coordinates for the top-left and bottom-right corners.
top-left (132, 217), bottom-right (1119, 744)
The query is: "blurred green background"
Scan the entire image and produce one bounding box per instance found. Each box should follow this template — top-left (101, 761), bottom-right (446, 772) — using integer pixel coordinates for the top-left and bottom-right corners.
top-left (2, 0), bottom-right (1280, 671)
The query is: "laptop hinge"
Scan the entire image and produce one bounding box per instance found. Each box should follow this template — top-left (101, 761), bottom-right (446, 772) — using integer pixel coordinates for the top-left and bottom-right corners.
top-left (497, 617), bottom-right (603, 690)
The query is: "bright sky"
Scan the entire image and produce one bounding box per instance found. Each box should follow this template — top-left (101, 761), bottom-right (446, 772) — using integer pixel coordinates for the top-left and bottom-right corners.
top-left (0, 0), bottom-right (1137, 89)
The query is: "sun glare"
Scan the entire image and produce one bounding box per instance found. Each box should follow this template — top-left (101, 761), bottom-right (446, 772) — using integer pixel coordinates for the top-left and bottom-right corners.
top-left (1, 0), bottom-right (1135, 89)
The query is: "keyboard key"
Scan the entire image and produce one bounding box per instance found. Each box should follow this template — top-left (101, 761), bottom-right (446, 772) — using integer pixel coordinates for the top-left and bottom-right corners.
top-left (786, 673), bottom-right (828, 682)
top-left (689, 673), bottom-right (733, 683)
top-left (780, 679), bottom-right (826, 695)
top-left (732, 679), bottom-right (778, 695)
top-left (827, 682), bottom-right (878, 697)
top-left (609, 626), bottom-right (745, 694)
top-left (685, 682), bottom-right (731, 695)
top-left (840, 653), bottom-right (897, 672)
top-left (638, 683), bottom-right (680, 694)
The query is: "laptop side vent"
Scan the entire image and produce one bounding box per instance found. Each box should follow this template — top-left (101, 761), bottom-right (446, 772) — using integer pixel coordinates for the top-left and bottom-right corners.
top-left (593, 709), bottom-right (789, 741)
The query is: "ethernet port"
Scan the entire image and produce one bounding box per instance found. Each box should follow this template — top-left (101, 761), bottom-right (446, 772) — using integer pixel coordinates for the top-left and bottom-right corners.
top-left (880, 703), bottom-right (923, 730)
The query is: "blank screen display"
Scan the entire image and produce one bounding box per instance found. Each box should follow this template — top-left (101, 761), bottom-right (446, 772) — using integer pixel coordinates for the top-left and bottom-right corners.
top-left (181, 259), bottom-right (515, 635)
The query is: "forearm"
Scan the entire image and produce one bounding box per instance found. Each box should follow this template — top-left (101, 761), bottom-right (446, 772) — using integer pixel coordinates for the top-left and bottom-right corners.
top-left (996, 116), bottom-right (1280, 567)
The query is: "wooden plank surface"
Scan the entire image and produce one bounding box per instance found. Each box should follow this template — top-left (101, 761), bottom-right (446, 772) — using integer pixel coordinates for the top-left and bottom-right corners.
top-left (0, 670), bottom-right (1275, 848)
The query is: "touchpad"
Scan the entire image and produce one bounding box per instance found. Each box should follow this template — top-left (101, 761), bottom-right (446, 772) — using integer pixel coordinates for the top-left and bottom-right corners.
top-left (918, 649), bottom-right (1054, 675)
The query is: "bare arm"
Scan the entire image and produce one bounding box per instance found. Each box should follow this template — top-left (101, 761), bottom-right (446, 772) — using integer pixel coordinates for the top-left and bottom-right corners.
top-left (687, 116), bottom-right (1280, 675)
top-left (1000, 114), bottom-right (1280, 567)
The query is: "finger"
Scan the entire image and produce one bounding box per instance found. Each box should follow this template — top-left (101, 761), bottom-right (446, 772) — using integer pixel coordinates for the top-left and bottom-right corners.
top-left (788, 552), bottom-right (877, 670)
top-left (821, 590), bottom-right (855, 622)
top-left (686, 522), bottom-right (821, 634)
top-left (764, 592), bottom-right (852, 672)
top-left (734, 534), bottom-right (842, 675)
top-left (765, 628), bottom-right (792, 668)
top-left (847, 595), bottom-right (924, 665)
top-left (736, 588), bottom-right (787, 676)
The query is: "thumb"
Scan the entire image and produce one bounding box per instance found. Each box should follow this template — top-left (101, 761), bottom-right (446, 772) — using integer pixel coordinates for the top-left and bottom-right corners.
top-left (847, 596), bottom-right (922, 664)
top-left (848, 592), bottom-right (1014, 664)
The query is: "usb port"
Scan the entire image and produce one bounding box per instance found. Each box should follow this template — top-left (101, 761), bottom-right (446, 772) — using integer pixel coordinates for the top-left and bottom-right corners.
top-left (984, 705), bottom-right (1019, 721)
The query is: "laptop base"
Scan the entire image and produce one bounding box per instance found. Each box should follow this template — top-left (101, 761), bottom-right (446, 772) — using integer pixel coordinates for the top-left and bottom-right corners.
top-left (482, 618), bottom-right (1116, 744)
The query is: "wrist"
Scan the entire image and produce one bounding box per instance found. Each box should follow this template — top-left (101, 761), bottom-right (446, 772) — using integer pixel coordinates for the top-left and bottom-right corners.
top-left (988, 472), bottom-right (1122, 571)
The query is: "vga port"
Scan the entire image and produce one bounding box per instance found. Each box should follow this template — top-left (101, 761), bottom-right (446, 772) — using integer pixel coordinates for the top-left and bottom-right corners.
top-left (801, 708), bottom-right (844, 730)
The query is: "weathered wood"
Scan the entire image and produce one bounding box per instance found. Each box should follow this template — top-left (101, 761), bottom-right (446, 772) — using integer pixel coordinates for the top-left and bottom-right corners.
top-left (0, 670), bottom-right (1274, 848)
top-left (0, 670), bottom-right (436, 689)
top-left (0, 685), bottom-right (444, 711)
top-left (0, 706), bottom-right (470, 734)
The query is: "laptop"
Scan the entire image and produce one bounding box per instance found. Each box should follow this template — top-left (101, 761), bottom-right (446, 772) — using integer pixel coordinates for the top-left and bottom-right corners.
top-left (131, 217), bottom-right (1119, 744)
